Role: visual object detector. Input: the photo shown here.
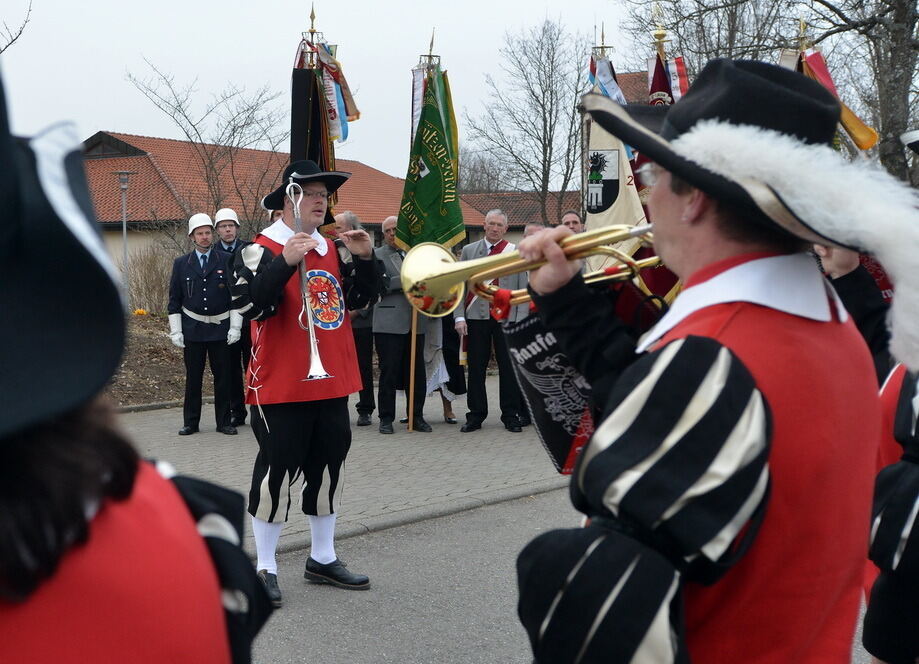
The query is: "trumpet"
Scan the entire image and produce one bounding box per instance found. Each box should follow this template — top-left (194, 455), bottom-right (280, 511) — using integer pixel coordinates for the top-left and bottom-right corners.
top-left (401, 224), bottom-right (661, 317)
top-left (287, 180), bottom-right (332, 380)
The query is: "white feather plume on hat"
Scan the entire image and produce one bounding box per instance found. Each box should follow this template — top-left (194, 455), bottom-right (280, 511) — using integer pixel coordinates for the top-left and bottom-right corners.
top-left (671, 120), bottom-right (919, 370)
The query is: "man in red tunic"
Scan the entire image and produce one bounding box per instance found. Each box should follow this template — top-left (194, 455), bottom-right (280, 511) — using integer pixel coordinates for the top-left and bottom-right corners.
top-left (232, 160), bottom-right (381, 606)
top-left (514, 59), bottom-right (919, 663)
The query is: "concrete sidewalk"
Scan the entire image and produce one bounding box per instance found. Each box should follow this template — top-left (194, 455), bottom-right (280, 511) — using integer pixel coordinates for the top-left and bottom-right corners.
top-left (118, 374), bottom-right (567, 556)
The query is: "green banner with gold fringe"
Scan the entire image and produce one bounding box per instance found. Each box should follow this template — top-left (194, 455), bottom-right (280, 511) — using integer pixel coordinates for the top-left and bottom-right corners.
top-left (396, 67), bottom-right (464, 250)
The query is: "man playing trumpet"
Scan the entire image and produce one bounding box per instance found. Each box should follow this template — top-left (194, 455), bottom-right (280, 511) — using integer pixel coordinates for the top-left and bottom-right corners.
top-left (231, 160), bottom-right (382, 605)
top-left (515, 59), bottom-right (919, 662)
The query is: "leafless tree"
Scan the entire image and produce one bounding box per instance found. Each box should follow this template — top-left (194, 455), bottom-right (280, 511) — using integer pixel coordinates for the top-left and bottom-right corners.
top-left (458, 146), bottom-right (511, 193)
top-left (465, 20), bottom-right (591, 225)
top-left (128, 60), bottom-right (289, 239)
top-left (0, 1), bottom-right (32, 55)
top-left (622, 0), bottom-right (918, 183)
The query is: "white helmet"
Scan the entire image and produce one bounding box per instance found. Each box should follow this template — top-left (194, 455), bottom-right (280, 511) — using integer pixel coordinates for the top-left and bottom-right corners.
top-left (214, 208), bottom-right (240, 226)
top-left (187, 213), bottom-right (213, 236)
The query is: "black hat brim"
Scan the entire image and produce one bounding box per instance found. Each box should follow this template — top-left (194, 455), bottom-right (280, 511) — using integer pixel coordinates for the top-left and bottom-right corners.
top-left (0, 125), bottom-right (125, 438)
top-left (581, 93), bottom-right (856, 250)
top-left (261, 171), bottom-right (351, 211)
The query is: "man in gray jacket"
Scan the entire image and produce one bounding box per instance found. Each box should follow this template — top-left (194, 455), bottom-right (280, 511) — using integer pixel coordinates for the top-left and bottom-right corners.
top-left (373, 216), bottom-right (431, 434)
top-left (453, 209), bottom-right (529, 432)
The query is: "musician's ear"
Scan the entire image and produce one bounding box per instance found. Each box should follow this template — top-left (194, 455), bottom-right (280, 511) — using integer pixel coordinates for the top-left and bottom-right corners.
top-left (680, 187), bottom-right (712, 226)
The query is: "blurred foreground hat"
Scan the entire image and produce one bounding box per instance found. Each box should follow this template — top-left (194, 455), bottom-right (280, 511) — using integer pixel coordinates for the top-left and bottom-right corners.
top-left (0, 73), bottom-right (124, 438)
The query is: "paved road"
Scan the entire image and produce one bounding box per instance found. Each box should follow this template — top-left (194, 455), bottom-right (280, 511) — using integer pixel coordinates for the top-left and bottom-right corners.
top-left (119, 375), bottom-right (567, 556)
top-left (251, 489), bottom-right (579, 664)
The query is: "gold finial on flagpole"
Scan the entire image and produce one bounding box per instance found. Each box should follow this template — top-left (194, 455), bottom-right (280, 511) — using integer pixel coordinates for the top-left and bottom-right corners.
top-left (652, 3), bottom-right (669, 60)
top-left (417, 28), bottom-right (440, 69)
top-left (798, 18), bottom-right (810, 51)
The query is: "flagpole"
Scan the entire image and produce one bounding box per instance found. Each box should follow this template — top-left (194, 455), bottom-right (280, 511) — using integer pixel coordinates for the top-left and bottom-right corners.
top-left (406, 31), bottom-right (437, 433)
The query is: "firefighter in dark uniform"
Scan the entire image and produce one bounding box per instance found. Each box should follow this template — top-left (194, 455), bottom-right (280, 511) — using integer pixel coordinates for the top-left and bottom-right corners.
top-left (214, 207), bottom-right (251, 427)
top-left (168, 213), bottom-right (242, 436)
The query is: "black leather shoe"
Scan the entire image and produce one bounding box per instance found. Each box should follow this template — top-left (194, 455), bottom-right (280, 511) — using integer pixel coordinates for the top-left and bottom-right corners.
top-left (399, 417), bottom-right (409, 424)
top-left (504, 422), bottom-right (522, 433)
top-left (356, 413), bottom-right (372, 426)
top-left (379, 421), bottom-right (394, 434)
top-left (178, 426), bottom-right (198, 436)
top-left (411, 418), bottom-right (432, 433)
top-left (460, 422), bottom-right (482, 433)
top-left (217, 425), bottom-right (238, 435)
top-left (304, 558), bottom-right (370, 590)
top-left (444, 416), bottom-right (457, 424)
top-left (257, 569), bottom-right (283, 607)
top-left (231, 415), bottom-right (247, 427)
top-left (518, 416), bottom-right (532, 427)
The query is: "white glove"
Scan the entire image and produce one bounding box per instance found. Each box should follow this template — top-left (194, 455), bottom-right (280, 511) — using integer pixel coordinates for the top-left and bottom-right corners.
top-left (168, 313), bottom-right (185, 349)
top-left (227, 311), bottom-right (243, 345)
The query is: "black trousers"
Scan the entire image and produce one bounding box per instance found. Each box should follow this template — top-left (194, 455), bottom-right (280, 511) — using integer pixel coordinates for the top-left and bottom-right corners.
top-left (465, 318), bottom-right (522, 425)
top-left (183, 339), bottom-right (232, 428)
top-left (375, 332), bottom-right (426, 423)
top-left (353, 326), bottom-right (375, 415)
top-left (247, 398), bottom-right (351, 522)
top-left (228, 325), bottom-right (251, 421)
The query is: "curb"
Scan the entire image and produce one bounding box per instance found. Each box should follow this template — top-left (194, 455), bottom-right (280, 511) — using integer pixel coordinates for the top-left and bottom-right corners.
top-left (117, 396), bottom-right (214, 413)
top-left (268, 476), bottom-right (568, 557)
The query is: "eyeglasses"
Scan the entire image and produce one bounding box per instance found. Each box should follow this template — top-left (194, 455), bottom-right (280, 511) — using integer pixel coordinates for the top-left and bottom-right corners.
top-left (301, 190), bottom-right (330, 200)
top-left (635, 162), bottom-right (661, 188)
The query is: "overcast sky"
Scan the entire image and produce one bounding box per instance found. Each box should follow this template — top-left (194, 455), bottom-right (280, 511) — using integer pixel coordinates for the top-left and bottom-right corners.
top-left (1, 0), bottom-right (638, 178)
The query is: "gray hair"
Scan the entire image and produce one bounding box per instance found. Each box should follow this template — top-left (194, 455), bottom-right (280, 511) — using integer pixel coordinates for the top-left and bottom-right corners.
top-left (337, 210), bottom-right (362, 230)
top-left (485, 209), bottom-right (508, 225)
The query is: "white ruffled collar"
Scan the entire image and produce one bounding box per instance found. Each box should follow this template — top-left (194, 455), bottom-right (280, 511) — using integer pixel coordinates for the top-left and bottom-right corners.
top-left (637, 253), bottom-right (848, 353)
top-left (260, 219), bottom-right (328, 256)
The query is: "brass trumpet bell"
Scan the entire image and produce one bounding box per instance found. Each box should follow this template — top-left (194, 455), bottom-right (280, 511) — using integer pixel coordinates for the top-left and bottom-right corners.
top-left (401, 224), bottom-right (660, 317)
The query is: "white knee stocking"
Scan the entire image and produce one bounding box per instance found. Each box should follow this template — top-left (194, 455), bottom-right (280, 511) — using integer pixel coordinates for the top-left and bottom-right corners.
top-left (308, 513), bottom-right (337, 564)
top-left (252, 516), bottom-right (283, 575)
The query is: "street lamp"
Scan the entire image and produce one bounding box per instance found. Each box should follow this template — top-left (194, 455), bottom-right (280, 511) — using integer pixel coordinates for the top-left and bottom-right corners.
top-left (114, 171), bottom-right (136, 299)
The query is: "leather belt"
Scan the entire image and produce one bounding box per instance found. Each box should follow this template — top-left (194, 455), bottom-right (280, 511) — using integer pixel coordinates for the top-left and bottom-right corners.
top-left (182, 307), bottom-right (230, 324)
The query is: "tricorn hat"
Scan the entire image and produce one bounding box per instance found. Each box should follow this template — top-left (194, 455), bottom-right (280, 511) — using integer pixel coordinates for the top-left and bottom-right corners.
top-left (0, 74), bottom-right (125, 438)
top-left (261, 159), bottom-right (351, 211)
top-left (582, 58), bottom-right (919, 370)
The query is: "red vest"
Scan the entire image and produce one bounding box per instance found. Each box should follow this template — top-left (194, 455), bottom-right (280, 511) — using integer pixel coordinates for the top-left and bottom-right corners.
top-left (246, 235), bottom-right (361, 405)
top-left (0, 463), bottom-right (231, 663)
top-left (659, 297), bottom-right (879, 662)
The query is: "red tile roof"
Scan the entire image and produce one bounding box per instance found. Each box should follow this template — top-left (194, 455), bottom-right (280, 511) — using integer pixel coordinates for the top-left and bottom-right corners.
top-left (617, 71), bottom-right (649, 104)
top-left (82, 132), bottom-right (485, 228)
top-left (461, 191), bottom-right (582, 227)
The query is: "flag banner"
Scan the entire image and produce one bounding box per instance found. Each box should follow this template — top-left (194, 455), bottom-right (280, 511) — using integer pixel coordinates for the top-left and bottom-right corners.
top-left (503, 314), bottom-right (594, 475)
top-left (322, 70), bottom-right (343, 142)
top-left (584, 113), bottom-right (647, 272)
top-left (314, 42), bottom-right (360, 120)
top-left (800, 48), bottom-right (878, 149)
top-left (589, 55), bottom-right (627, 105)
top-left (396, 66), bottom-right (465, 251)
top-left (667, 56), bottom-right (690, 102)
top-left (647, 54), bottom-right (675, 105)
top-left (411, 66), bottom-right (425, 143)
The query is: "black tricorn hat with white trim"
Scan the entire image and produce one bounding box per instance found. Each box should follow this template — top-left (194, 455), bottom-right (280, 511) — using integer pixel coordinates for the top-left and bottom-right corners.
top-left (583, 58), bottom-right (919, 370)
top-left (261, 159), bottom-right (351, 211)
top-left (0, 74), bottom-right (125, 438)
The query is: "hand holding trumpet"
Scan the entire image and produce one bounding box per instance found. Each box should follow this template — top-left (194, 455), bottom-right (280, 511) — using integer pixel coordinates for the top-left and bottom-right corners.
top-left (517, 226), bottom-right (584, 296)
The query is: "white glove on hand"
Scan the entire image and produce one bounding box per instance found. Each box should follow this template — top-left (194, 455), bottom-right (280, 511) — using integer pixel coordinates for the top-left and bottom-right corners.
top-left (168, 313), bottom-right (185, 349)
top-left (227, 311), bottom-right (243, 345)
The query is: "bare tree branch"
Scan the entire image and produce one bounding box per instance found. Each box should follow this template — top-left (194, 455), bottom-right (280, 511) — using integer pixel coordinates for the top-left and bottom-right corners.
top-left (127, 61), bottom-right (289, 226)
top-left (0, 1), bottom-right (32, 55)
top-left (464, 19), bottom-right (590, 225)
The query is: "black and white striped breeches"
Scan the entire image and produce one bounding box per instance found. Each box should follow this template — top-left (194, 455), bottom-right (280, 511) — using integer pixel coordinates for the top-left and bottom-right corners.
top-left (247, 397), bottom-right (351, 522)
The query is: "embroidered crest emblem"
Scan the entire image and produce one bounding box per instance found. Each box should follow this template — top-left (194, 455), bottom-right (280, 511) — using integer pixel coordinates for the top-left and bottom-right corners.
top-left (305, 269), bottom-right (345, 329)
top-left (586, 149), bottom-right (620, 214)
